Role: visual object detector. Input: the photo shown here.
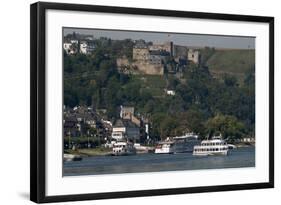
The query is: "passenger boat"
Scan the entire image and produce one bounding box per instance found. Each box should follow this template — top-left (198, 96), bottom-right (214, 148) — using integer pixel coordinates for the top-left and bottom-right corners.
top-left (112, 141), bottom-right (136, 156)
top-left (154, 141), bottom-right (175, 154)
top-left (173, 133), bottom-right (201, 153)
top-left (155, 133), bottom-right (200, 154)
top-left (228, 144), bottom-right (237, 149)
top-left (63, 153), bottom-right (82, 162)
top-left (134, 143), bottom-right (155, 153)
top-left (193, 135), bottom-right (229, 156)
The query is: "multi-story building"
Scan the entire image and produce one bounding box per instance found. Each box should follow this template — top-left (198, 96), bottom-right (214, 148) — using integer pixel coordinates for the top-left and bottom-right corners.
top-left (111, 119), bottom-right (140, 141)
top-left (63, 42), bottom-right (77, 55)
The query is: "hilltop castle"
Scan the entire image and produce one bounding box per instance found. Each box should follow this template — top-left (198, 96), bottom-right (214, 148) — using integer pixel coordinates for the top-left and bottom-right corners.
top-left (117, 41), bottom-right (200, 75)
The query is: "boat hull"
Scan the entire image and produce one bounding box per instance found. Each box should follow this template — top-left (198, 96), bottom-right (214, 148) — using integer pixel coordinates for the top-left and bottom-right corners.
top-left (63, 154), bottom-right (82, 162)
top-left (173, 141), bottom-right (200, 153)
top-left (111, 151), bottom-right (136, 156)
top-left (154, 148), bottom-right (174, 154)
top-left (193, 150), bottom-right (228, 156)
top-left (112, 142), bottom-right (136, 156)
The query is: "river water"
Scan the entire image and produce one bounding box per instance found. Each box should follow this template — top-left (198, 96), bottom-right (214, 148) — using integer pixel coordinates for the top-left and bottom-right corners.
top-left (63, 147), bottom-right (255, 176)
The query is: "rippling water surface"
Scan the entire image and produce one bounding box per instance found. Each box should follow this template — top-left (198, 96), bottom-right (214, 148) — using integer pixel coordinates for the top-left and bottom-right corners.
top-left (63, 147), bottom-right (255, 176)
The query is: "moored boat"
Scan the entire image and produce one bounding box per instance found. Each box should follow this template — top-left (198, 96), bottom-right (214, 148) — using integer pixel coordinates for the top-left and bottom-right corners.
top-left (228, 144), bottom-right (237, 149)
top-left (112, 141), bottom-right (136, 156)
top-left (63, 153), bottom-right (82, 162)
top-left (154, 141), bottom-right (175, 154)
top-left (173, 133), bottom-right (201, 153)
top-left (155, 133), bottom-right (200, 154)
top-left (193, 135), bottom-right (229, 156)
top-left (134, 143), bottom-right (155, 153)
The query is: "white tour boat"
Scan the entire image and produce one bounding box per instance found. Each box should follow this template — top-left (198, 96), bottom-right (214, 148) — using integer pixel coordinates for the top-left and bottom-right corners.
top-left (63, 153), bottom-right (82, 162)
top-left (112, 141), bottom-right (136, 156)
top-left (193, 135), bottom-right (229, 156)
top-left (154, 141), bottom-right (175, 154)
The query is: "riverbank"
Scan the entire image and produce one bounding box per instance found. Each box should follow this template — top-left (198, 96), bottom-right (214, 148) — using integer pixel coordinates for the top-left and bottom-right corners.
top-left (65, 147), bottom-right (112, 157)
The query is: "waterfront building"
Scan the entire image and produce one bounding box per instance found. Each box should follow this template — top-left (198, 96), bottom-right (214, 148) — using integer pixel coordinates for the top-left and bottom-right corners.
top-left (111, 119), bottom-right (140, 141)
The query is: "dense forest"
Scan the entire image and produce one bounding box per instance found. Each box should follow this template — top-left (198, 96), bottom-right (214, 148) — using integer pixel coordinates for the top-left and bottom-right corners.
top-left (64, 38), bottom-right (255, 141)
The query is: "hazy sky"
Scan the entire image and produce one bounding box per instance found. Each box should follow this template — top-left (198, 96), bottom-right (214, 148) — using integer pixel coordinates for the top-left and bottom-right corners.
top-left (64, 27), bottom-right (255, 49)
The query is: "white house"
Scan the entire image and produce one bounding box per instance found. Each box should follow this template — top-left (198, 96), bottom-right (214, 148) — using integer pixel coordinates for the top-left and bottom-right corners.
top-left (165, 89), bottom-right (176, 96)
top-left (63, 43), bottom-right (72, 54)
top-left (80, 41), bottom-right (95, 54)
top-left (80, 42), bottom-right (88, 54)
top-left (63, 42), bottom-right (78, 55)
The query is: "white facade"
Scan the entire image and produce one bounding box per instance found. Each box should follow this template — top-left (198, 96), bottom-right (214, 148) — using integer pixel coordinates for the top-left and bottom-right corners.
top-left (63, 43), bottom-right (72, 54)
top-left (111, 127), bottom-right (126, 140)
top-left (188, 49), bottom-right (200, 64)
top-left (166, 90), bottom-right (175, 96)
top-left (63, 43), bottom-right (71, 50)
top-left (70, 39), bottom-right (78, 44)
top-left (80, 42), bottom-right (95, 54)
top-left (120, 106), bottom-right (134, 119)
top-left (80, 42), bottom-right (88, 54)
top-left (63, 42), bottom-right (77, 54)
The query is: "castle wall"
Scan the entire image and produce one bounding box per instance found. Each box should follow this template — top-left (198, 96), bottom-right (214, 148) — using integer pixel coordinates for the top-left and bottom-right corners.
top-left (149, 41), bottom-right (173, 56)
top-left (132, 62), bottom-right (164, 75)
top-left (133, 48), bottom-right (150, 60)
top-left (116, 58), bottom-right (164, 75)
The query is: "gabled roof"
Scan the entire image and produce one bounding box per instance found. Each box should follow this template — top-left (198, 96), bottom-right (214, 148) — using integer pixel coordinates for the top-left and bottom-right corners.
top-left (113, 119), bottom-right (125, 127)
top-left (113, 119), bottom-right (139, 128)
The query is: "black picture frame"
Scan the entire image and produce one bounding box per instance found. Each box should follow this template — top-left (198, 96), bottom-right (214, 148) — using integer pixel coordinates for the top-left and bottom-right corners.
top-left (30, 1), bottom-right (274, 203)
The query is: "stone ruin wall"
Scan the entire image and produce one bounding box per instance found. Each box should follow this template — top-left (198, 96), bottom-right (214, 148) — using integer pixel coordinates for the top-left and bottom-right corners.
top-left (133, 61), bottom-right (164, 75)
top-left (116, 57), bottom-right (164, 75)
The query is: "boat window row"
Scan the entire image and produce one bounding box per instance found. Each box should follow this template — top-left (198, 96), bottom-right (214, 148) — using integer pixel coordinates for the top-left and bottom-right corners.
top-left (114, 145), bottom-right (126, 148)
top-left (201, 142), bottom-right (227, 146)
top-left (194, 147), bottom-right (227, 152)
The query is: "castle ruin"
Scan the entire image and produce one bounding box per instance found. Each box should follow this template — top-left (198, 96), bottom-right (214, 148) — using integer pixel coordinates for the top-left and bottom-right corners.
top-left (116, 41), bottom-right (200, 75)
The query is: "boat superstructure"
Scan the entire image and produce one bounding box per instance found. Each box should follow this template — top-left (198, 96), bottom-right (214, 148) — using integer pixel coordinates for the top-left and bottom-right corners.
top-left (193, 135), bottom-right (229, 156)
top-left (154, 141), bottom-right (175, 154)
top-left (112, 141), bottom-right (136, 156)
top-left (155, 133), bottom-right (200, 154)
top-left (173, 133), bottom-right (201, 153)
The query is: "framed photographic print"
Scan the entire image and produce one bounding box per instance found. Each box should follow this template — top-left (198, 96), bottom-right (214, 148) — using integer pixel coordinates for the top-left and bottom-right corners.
top-left (30, 2), bottom-right (274, 203)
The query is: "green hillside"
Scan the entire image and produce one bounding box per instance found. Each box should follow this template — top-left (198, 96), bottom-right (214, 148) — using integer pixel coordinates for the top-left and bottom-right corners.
top-left (205, 49), bottom-right (255, 84)
top-left (64, 39), bottom-right (255, 139)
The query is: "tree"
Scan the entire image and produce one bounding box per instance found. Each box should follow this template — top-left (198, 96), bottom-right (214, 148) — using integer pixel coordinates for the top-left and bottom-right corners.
top-left (150, 113), bottom-right (166, 140)
top-left (63, 37), bottom-right (255, 141)
top-left (205, 114), bottom-right (245, 139)
top-left (224, 75), bottom-right (238, 87)
top-left (159, 115), bottom-right (178, 139)
top-left (183, 109), bottom-right (206, 136)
